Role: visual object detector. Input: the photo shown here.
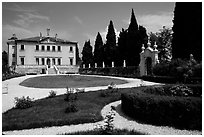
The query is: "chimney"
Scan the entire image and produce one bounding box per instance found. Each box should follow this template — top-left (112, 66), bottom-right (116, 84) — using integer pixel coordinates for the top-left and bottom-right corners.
top-left (55, 33), bottom-right (58, 41)
top-left (46, 28), bottom-right (50, 36)
top-left (8, 34), bottom-right (17, 40)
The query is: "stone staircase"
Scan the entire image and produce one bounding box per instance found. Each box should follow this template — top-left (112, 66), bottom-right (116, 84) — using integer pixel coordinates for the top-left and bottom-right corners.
top-left (48, 67), bottom-right (57, 74)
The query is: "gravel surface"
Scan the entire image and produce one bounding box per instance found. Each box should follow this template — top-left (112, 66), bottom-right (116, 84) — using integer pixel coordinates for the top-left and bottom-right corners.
top-left (3, 100), bottom-right (201, 135)
top-left (2, 74), bottom-right (201, 135)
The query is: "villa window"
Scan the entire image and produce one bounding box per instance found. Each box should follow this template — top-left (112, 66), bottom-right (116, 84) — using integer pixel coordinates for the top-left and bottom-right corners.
top-left (47, 46), bottom-right (50, 51)
top-left (42, 58), bottom-right (45, 65)
top-left (36, 45), bottom-right (39, 51)
top-left (70, 58), bottom-right (73, 65)
top-left (58, 58), bottom-right (61, 65)
top-left (58, 46), bottom-right (61, 51)
top-left (36, 58), bottom-right (39, 65)
top-left (12, 54), bottom-right (15, 57)
top-left (52, 46), bottom-right (55, 51)
top-left (20, 57), bottom-right (24, 65)
top-left (69, 46), bottom-right (73, 52)
top-left (20, 45), bottom-right (25, 50)
top-left (42, 45), bottom-right (45, 51)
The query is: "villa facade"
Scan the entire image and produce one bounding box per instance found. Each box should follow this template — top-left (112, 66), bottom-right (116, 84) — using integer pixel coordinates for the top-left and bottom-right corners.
top-left (7, 29), bottom-right (79, 74)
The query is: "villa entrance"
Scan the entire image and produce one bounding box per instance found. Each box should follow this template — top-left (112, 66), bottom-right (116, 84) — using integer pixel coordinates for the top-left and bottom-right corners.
top-left (47, 58), bottom-right (51, 68)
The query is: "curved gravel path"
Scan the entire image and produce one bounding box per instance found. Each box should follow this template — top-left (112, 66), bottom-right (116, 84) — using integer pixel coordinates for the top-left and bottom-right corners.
top-left (3, 100), bottom-right (201, 135)
top-left (2, 74), bottom-right (201, 135)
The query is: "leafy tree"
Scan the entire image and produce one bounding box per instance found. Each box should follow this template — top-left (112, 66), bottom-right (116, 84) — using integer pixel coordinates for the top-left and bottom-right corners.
top-left (81, 40), bottom-right (93, 68)
top-left (149, 27), bottom-right (173, 63)
top-left (172, 2), bottom-right (202, 61)
top-left (138, 25), bottom-right (148, 48)
top-left (94, 32), bottom-right (104, 67)
top-left (104, 20), bottom-right (117, 67)
top-left (2, 51), bottom-right (9, 74)
top-left (157, 26), bottom-right (173, 62)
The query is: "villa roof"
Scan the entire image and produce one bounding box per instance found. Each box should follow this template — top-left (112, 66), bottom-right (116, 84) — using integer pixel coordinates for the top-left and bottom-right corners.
top-left (16, 36), bottom-right (77, 45)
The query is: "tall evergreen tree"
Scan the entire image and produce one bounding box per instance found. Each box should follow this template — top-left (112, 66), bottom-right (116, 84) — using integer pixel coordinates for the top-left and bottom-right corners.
top-left (94, 32), bottom-right (104, 67)
top-left (75, 44), bottom-right (81, 65)
top-left (126, 9), bottom-right (141, 66)
top-left (82, 40), bottom-right (93, 68)
top-left (118, 28), bottom-right (128, 66)
top-left (172, 2), bottom-right (202, 61)
top-left (104, 20), bottom-right (117, 67)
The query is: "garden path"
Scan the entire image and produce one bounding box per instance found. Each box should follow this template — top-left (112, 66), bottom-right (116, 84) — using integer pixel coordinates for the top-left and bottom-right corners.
top-left (2, 74), bottom-right (201, 135)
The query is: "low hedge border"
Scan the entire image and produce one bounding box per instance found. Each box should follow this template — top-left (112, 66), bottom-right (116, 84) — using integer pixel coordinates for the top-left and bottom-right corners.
top-left (121, 90), bottom-right (202, 130)
top-left (2, 73), bottom-right (26, 81)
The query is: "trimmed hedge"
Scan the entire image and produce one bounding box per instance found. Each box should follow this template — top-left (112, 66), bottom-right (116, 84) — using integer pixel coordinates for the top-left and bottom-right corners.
top-left (141, 75), bottom-right (202, 84)
top-left (79, 66), bottom-right (140, 78)
top-left (121, 89), bottom-right (202, 130)
top-left (2, 73), bottom-right (26, 81)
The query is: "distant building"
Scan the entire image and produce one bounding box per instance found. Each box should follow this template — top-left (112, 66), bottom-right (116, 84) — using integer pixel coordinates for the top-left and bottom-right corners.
top-left (7, 29), bottom-right (79, 74)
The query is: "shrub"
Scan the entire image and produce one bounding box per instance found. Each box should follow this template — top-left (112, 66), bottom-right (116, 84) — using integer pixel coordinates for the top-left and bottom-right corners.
top-left (14, 96), bottom-right (34, 109)
top-left (143, 85), bottom-right (201, 97)
top-left (64, 87), bottom-right (78, 102)
top-left (153, 58), bottom-right (202, 83)
top-left (169, 85), bottom-right (193, 96)
top-left (65, 102), bottom-right (78, 113)
top-left (48, 90), bottom-right (57, 98)
top-left (121, 92), bottom-right (202, 130)
top-left (2, 73), bottom-right (25, 81)
top-left (94, 109), bottom-right (115, 134)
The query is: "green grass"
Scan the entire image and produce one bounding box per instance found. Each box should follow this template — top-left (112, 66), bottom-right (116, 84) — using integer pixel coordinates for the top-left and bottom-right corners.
top-left (19, 75), bottom-right (127, 88)
top-left (2, 88), bottom-right (123, 131)
top-left (3, 85), bottom-right (201, 132)
top-left (61, 129), bottom-right (146, 135)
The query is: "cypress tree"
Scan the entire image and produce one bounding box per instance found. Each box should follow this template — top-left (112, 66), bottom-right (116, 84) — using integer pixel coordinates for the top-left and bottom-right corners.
top-left (118, 28), bottom-right (128, 66)
top-left (104, 20), bottom-right (117, 67)
top-left (94, 32), bottom-right (104, 67)
top-left (75, 44), bottom-right (81, 65)
top-left (126, 9), bottom-right (141, 66)
top-left (172, 2), bottom-right (202, 61)
top-left (82, 40), bottom-right (93, 68)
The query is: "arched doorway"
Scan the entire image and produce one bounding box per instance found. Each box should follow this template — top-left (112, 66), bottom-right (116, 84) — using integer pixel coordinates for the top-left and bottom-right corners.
top-left (145, 57), bottom-right (152, 75)
top-left (47, 58), bottom-right (51, 68)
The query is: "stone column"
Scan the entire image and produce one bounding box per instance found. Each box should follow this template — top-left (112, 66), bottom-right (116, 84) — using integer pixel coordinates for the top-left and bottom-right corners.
top-left (83, 64), bottom-right (85, 69)
top-left (95, 63), bottom-right (97, 68)
top-left (89, 64), bottom-right (91, 68)
top-left (123, 60), bottom-right (126, 67)
top-left (112, 62), bottom-right (114, 68)
top-left (103, 62), bottom-right (105, 68)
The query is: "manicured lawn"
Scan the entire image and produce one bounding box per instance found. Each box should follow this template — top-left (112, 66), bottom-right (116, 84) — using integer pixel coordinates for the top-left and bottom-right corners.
top-left (19, 75), bottom-right (127, 88)
top-left (3, 85), bottom-right (201, 132)
top-left (2, 88), bottom-right (123, 131)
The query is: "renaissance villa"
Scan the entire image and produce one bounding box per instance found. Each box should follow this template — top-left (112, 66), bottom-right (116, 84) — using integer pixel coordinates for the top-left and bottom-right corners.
top-left (7, 29), bottom-right (79, 74)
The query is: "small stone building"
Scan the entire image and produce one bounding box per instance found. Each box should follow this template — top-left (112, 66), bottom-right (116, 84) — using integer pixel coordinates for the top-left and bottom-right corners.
top-left (139, 41), bottom-right (159, 76)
